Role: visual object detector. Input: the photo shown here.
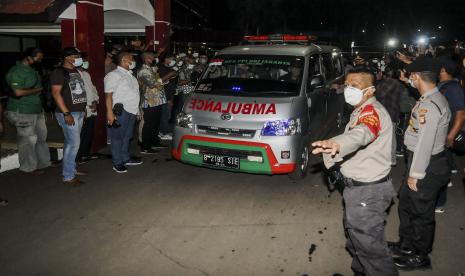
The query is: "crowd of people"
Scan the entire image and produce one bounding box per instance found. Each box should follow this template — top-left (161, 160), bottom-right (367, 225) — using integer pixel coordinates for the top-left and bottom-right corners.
top-left (0, 42), bottom-right (212, 191)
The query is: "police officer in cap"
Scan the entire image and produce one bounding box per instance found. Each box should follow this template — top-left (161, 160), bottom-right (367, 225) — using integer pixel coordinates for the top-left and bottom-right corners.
top-left (312, 67), bottom-right (398, 276)
top-left (388, 58), bottom-right (451, 270)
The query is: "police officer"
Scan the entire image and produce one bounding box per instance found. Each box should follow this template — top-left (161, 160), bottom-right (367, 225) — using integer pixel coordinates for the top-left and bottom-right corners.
top-left (312, 67), bottom-right (398, 276)
top-left (389, 58), bottom-right (451, 270)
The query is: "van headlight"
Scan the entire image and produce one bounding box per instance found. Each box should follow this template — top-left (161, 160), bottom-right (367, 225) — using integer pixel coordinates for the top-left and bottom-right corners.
top-left (261, 118), bottom-right (301, 136)
top-left (176, 112), bottom-right (193, 128)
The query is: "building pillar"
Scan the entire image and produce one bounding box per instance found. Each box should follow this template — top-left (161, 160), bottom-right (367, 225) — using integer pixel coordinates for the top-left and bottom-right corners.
top-left (61, 0), bottom-right (106, 152)
top-left (150, 0), bottom-right (171, 53)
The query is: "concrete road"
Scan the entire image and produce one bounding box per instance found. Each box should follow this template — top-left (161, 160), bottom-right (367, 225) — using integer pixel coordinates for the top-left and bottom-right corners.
top-left (0, 148), bottom-right (464, 276)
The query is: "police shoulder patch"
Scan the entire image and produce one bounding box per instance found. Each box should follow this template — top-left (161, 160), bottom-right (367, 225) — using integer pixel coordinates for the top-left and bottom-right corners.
top-left (357, 104), bottom-right (381, 137)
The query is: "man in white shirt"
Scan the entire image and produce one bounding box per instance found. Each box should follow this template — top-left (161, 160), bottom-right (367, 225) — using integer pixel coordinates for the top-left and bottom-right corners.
top-left (104, 52), bottom-right (143, 173)
top-left (76, 58), bottom-right (99, 163)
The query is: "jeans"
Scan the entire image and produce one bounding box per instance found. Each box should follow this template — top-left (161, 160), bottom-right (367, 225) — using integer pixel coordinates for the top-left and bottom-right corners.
top-left (160, 102), bottom-right (173, 134)
top-left (108, 109), bottom-right (136, 167)
top-left (141, 105), bottom-right (163, 150)
top-left (6, 111), bottom-right (51, 172)
top-left (56, 112), bottom-right (84, 181)
top-left (76, 115), bottom-right (96, 160)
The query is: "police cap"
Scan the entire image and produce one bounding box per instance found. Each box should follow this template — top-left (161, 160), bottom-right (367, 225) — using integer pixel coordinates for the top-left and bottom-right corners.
top-left (405, 57), bottom-right (441, 75)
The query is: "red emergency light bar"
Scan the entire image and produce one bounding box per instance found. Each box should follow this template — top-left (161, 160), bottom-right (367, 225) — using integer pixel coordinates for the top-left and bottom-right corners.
top-left (243, 35), bottom-right (270, 41)
top-left (242, 34), bottom-right (318, 42)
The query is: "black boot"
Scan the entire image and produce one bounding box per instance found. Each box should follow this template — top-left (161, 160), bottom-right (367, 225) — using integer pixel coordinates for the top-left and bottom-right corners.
top-left (387, 241), bottom-right (414, 257)
top-left (394, 254), bottom-right (431, 271)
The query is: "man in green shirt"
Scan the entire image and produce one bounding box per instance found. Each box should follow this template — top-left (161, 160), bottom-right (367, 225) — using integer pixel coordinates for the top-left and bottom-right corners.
top-left (5, 47), bottom-right (50, 174)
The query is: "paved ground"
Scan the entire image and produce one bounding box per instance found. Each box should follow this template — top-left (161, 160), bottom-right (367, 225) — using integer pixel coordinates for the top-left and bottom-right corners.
top-left (0, 146), bottom-right (464, 276)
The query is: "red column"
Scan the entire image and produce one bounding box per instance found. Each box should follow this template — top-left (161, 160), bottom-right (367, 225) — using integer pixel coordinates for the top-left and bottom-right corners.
top-left (153, 0), bottom-right (171, 53)
top-left (61, 0), bottom-right (106, 152)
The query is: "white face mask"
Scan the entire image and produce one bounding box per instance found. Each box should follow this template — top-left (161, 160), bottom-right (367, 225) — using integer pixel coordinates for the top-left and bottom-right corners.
top-left (81, 61), bottom-right (89, 70)
top-left (73, 57), bottom-right (83, 67)
top-left (168, 60), bottom-right (176, 67)
top-left (129, 61), bottom-right (136, 70)
top-left (408, 75), bottom-right (417, 89)
top-left (187, 64), bottom-right (194, 69)
top-left (155, 58), bottom-right (159, 64)
top-left (344, 86), bottom-right (373, 106)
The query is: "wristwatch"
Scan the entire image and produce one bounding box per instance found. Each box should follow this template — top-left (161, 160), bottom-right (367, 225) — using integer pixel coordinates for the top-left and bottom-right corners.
top-left (63, 112), bottom-right (71, 117)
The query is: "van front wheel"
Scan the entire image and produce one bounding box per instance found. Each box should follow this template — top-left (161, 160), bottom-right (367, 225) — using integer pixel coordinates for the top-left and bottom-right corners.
top-left (288, 143), bottom-right (310, 181)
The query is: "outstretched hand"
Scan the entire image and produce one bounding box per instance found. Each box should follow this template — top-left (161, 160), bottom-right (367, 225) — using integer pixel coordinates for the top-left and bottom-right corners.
top-left (311, 140), bottom-right (340, 156)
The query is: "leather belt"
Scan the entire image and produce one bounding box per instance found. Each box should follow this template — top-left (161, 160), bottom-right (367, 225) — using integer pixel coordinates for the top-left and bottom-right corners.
top-left (344, 175), bottom-right (391, 187)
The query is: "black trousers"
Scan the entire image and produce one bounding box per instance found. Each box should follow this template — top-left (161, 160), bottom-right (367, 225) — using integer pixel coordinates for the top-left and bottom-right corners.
top-left (343, 181), bottom-right (398, 276)
top-left (76, 115), bottom-right (95, 160)
top-left (398, 151), bottom-right (451, 255)
top-left (141, 106), bottom-right (162, 150)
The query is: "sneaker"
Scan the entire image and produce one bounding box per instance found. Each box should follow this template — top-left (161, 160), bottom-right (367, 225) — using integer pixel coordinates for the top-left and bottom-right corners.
top-left (159, 133), bottom-right (173, 140)
top-left (396, 151), bottom-right (404, 157)
top-left (77, 156), bottom-right (90, 164)
top-left (447, 181), bottom-right (453, 187)
top-left (387, 241), bottom-right (414, 257)
top-left (125, 158), bottom-right (143, 166)
top-left (140, 149), bottom-right (158, 155)
top-left (113, 165), bottom-right (128, 173)
top-left (435, 207), bottom-right (445, 214)
top-left (394, 254), bottom-right (431, 271)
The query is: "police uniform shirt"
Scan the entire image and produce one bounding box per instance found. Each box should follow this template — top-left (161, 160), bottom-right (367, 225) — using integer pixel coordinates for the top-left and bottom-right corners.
top-left (323, 97), bottom-right (393, 182)
top-left (404, 88), bottom-right (451, 179)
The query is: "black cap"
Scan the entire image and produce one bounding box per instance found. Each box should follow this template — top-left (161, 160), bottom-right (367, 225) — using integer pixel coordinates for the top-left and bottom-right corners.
top-left (405, 57), bottom-right (441, 74)
top-left (438, 57), bottom-right (458, 76)
top-left (61, 47), bottom-right (80, 59)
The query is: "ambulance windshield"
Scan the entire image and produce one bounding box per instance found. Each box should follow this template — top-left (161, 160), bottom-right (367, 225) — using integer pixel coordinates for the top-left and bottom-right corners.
top-left (197, 55), bottom-right (304, 97)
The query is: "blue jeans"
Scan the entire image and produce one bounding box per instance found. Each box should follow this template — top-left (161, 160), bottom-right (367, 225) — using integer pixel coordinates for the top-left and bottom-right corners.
top-left (108, 109), bottom-right (136, 167)
top-left (56, 112), bottom-right (84, 181)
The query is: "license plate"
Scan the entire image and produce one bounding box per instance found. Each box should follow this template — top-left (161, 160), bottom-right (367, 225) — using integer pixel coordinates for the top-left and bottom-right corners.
top-left (202, 154), bottom-right (240, 169)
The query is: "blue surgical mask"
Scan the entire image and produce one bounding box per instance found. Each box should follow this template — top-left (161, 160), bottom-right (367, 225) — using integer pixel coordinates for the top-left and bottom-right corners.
top-left (81, 61), bottom-right (89, 70)
top-left (73, 57), bottom-right (83, 67)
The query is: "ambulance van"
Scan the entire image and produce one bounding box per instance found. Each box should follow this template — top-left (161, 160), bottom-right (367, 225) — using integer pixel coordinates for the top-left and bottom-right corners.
top-left (172, 35), bottom-right (347, 180)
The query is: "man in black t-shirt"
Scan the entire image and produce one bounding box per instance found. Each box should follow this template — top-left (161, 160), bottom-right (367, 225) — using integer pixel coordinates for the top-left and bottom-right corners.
top-left (50, 47), bottom-right (87, 186)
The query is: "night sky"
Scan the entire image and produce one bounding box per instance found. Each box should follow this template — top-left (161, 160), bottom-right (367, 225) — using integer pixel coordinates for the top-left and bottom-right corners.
top-left (196, 0), bottom-right (465, 48)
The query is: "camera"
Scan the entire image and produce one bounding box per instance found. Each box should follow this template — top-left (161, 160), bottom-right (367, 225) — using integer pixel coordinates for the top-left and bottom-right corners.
top-left (108, 103), bottom-right (123, 128)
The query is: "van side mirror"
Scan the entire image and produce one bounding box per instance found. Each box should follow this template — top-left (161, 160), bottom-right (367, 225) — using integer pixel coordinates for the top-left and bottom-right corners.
top-left (308, 74), bottom-right (325, 91)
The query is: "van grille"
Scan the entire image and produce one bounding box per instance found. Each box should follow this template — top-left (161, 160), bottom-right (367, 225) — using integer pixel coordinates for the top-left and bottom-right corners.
top-left (188, 144), bottom-right (263, 159)
top-left (197, 125), bottom-right (256, 138)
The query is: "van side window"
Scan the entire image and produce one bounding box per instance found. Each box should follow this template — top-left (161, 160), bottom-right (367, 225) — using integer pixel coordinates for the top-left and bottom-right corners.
top-left (321, 53), bottom-right (334, 81)
top-left (307, 54), bottom-right (323, 94)
top-left (308, 54), bottom-right (321, 76)
top-left (332, 53), bottom-right (343, 78)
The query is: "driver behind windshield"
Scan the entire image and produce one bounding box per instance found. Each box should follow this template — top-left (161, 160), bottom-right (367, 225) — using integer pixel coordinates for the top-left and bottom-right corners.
top-left (280, 62), bottom-right (302, 83)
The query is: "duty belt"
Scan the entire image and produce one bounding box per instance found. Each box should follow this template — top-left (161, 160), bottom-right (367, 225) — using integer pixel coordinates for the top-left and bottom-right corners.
top-left (344, 175), bottom-right (391, 188)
